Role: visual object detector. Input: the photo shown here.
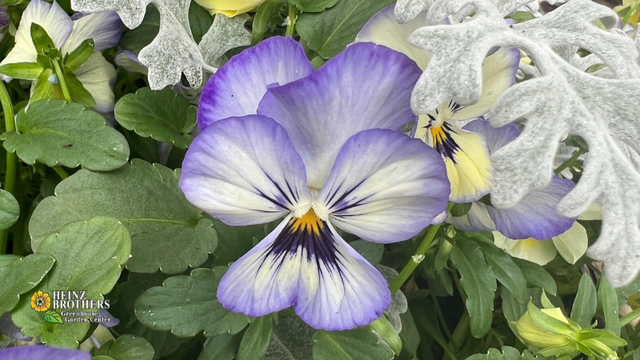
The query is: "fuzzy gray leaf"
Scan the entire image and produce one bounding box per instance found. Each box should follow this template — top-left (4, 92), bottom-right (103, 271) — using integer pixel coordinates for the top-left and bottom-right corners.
top-left (199, 14), bottom-right (251, 68)
top-left (71, 0), bottom-right (151, 29)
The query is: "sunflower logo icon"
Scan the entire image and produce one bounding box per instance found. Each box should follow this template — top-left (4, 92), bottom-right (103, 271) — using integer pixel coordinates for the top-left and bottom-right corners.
top-left (30, 291), bottom-right (51, 312)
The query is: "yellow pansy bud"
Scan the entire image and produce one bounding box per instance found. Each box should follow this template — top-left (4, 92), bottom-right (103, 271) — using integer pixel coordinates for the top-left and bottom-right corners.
top-left (194, 0), bottom-right (265, 17)
top-left (515, 308), bottom-right (573, 349)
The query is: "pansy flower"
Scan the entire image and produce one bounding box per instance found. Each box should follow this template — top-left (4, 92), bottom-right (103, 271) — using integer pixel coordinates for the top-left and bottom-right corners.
top-left (0, 345), bottom-right (90, 360)
top-left (194, 0), bottom-right (265, 17)
top-left (356, 5), bottom-right (520, 202)
top-left (0, 0), bottom-right (121, 112)
top-left (180, 37), bottom-right (450, 330)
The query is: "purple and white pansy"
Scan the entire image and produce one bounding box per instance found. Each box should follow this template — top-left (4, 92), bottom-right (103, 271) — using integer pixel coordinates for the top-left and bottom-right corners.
top-left (180, 36), bottom-right (451, 330)
top-left (0, 0), bottom-right (121, 112)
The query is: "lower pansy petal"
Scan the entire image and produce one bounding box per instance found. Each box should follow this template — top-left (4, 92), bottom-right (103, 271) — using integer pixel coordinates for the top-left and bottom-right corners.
top-left (75, 52), bottom-right (117, 113)
top-left (258, 42), bottom-right (422, 189)
top-left (318, 129), bottom-right (449, 243)
top-left (197, 36), bottom-right (313, 129)
top-left (217, 211), bottom-right (391, 330)
top-left (180, 115), bottom-right (311, 226)
top-left (493, 232), bottom-right (558, 266)
top-left (448, 202), bottom-right (497, 232)
top-left (487, 176), bottom-right (576, 240)
top-left (552, 222), bottom-right (588, 264)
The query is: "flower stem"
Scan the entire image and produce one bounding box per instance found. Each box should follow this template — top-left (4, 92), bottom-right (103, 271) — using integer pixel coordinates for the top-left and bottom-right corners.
top-left (52, 59), bottom-right (72, 103)
top-left (53, 166), bottom-right (69, 180)
top-left (389, 224), bottom-right (441, 293)
top-left (621, 306), bottom-right (640, 326)
top-left (286, 4), bottom-right (298, 38)
top-left (0, 81), bottom-right (16, 254)
top-left (622, 0), bottom-right (640, 24)
top-left (554, 149), bottom-right (585, 176)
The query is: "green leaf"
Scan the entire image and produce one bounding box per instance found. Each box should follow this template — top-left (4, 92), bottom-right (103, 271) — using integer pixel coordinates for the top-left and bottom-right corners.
top-left (212, 220), bottom-right (264, 265)
top-left (570, 273), bottom-right (597, 328)
top-left (0, 189), bottom-right (19, 230)
top-left (237, 316), bottom-right (274, 360)
top-left (62, 65), bottom-right (97, 108)
top-left (134, 267), bottom-right (250, 337)
top-left (465, 347), bottom-right (539, 360)
top-left (0, 254), bottom-right (55, 314)
top-left (64, 38), bottom-right (95, 71)
top-left (199, 333), bottom-right (242, 360)
top-left (12, 217), bottom-right (131, 348)
top-left (475, 241), bottom-right (527, 303)
top-left (189, 1), bottom-right (213, 44)
top-left (369, 317), bottom-right (402, 355)
top-left (262, 315), bottom-right (315, 360)
top-left (527, 302), bottom-right (578, 338)
top-left (0, 62), bottom-right (43, 80)
top-left (598, 276), bottom-right (621, 336)
top-left (501, 287), bottom-right (527, 323)
top-left (30, 23), bottom-right (56, 54)
top-left (297, 0), bottom-right (394, 59)
top-left (513, 258), bottom-right (557, 295)
top-left (114, 87), bottom-right (197, 149)
top-left (30, 68), bottom-right (55, 103)
top-left (43, 310), bottom-right (63, 324)
top-left (120, 5), bottom-right (159, 54)
top-left (509, 11), bottom-right (536, 23)
top-left (312, 327), bottom-right (395, 360)
top-left (29, 159), bottom-right (217, 273)
top-left (450, 202), bottom-right (472, 217)
top-left (0, 100), bottom-right (129, 171)
top-left (350, 239), bottom-right (383, 264)
top-left (94, 334), bottom-right (155, 360)
top-left (252, 0), bottom-right (286, 45)
top-left (450, 239), bottom-right (497, 338)
top-left (398, 310), bottom-right (420, 360)
top-left (289, 0), bottom-right (339, 12)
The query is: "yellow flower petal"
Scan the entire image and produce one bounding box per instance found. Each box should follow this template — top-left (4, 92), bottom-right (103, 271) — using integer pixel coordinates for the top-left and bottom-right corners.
top-left (442, 128), bottom-right (493, 202)
top-left (493, 232), bottom-right (557, 265)
top-left (195, 0), bottom-right (264, 16)
top-left (552, 223), bottom-right (588, 265)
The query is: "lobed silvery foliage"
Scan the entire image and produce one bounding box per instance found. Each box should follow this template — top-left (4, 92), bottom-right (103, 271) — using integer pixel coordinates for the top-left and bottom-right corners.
top-left (396, 0), bottom-right (640, 287)
top-left (71, 0), bottom-right (251, 90)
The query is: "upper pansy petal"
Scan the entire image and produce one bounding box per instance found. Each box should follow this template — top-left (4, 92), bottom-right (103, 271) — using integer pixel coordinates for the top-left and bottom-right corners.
top-left (487, 176), bottom-right (577, 240)
top-left (462, 118), bottom-right (520, 154)
top-left (0, 345), bottom-right (91, 360)
top-left (218, 212), bottom-right (391, 330)
top-left (318, 129), bottom-right (449, 243)
top-left (493, 232), bottom-right (558, 266)
top-left (356, 5), bottom-right (430, 69)
top-left (0, 0), bottom-right (73, 68)
top-left (258, 42), bottom-right (422, 188)
top-left (552, 222), bottom-right (588, 264)
top-left (198, 36), bottom-right (314, 129)
top-left (61, 11), bottom-right (123, 54)
top-left (451, 48), bottom-right (520, 121)
top-left (180, 115), bottom-right (312, 226)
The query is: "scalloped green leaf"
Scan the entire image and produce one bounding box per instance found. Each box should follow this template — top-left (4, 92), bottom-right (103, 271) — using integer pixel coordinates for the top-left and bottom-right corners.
top-left (114, 87), bottom-right (197, 149)
top-left (94, 334), bottom-right (155, 360)
top-left (237, 316), bottom-right (273, 360)
top-left (0, 254), bottom-right (55, 314)
top-left (134, 267), bottom-right (250, 338)
top-left (29, 159), bottom-right (217, 274)
top-left (12, 217), bottom-right (131, 348)
top-left (0, 100), bottom-right (129, 171)
top-left (312, 327), bottom-right (394, 360)
top-left (450, 239), bottom-right (497, 338)
top-left (0, 189), bottom-right (20, 230)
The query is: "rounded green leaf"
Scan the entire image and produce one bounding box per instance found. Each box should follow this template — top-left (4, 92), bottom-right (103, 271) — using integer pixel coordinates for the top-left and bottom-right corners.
top-left (0, 100), bottom-right (130, 171)
top-left (312, 328), bottom-right (394, 360)
top-left (94, 334), bottom-right (155, 360)
top-left (114, 85), bottom-right (196, 149)
top-left (0, 253), bottom-right (55, 314)
top-left (29, 159), bottom-right (217, 273)
top-left (0, 189), bottom-right (20, 230)
top-left (12, 217), bottom-right (131, 348)
top-left (238, 316), bottom-right (274, 360)
top-left (134, 267), bottom-right (250, 338)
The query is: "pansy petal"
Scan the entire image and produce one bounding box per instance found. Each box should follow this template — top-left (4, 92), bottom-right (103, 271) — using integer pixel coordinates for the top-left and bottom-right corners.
top-left (61, 11), bottom-right (123, 54)
top-left (0, 0), bottom-right (72, 68)
top-left (180, 115), bottom-right (311, 226)
top-left (487, 176), bottom-right (576, 240)
top-left (198, 36), bottom-right (314, 129)
top-left (218, 213), bottom-right (390, 330)
top-left (75, 52), bottom-right (117, 112)
top-left (318, 129), bottom-right (449, 243)
top-left (462, 118), bottom-right (520, 154)
top-left (451, 48), bottom-right (520, 121)
top-left (0, 345), bottom-right (91, 360)
top-left (258, 42), bottom-right (422, 188)
top-left (493, 232), bottom-right (557, 266)
top-left (448, 202), bottom-right (496, 232)
top-left (552, 222), bottom-right (588, 264)
top-left (356, 5), bottom-right (430, 69)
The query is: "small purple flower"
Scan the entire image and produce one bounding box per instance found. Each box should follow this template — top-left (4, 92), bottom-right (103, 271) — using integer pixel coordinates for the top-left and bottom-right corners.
top-left (180, 37), bottom-right (450, 330)
top-left (0, 345), bottom-right (90, 360)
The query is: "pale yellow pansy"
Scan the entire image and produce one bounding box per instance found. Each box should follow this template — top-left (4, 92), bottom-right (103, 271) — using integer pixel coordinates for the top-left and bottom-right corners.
top-left (195, 0), bottom-right (265, 17)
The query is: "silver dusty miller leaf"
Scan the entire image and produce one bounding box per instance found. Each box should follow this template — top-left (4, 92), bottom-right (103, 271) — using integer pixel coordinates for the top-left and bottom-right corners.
top-left (407, 0), bottom-right (640, 286)
top-left (71, 0), bottom-right (250, 90)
